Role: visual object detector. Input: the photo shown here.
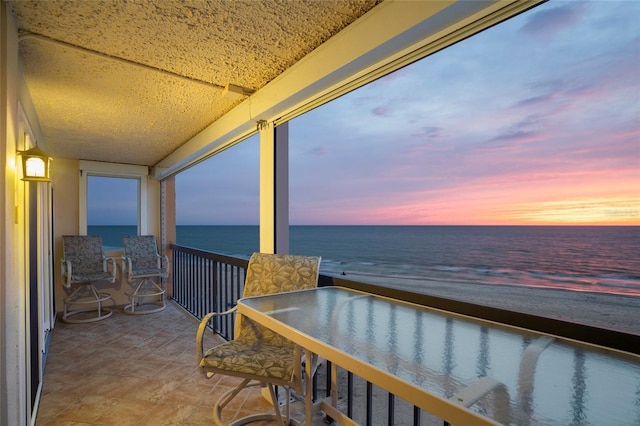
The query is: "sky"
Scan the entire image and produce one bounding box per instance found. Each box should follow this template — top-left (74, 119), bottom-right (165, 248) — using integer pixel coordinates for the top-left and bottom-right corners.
top-left (88, 176), bottom-right (139, 225)
top-left (91, 1), bottom-right (640, 226)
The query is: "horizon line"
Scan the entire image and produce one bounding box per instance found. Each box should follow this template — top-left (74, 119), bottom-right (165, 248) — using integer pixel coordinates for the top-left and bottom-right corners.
top-left (89, 223), bottom-right (639, 227)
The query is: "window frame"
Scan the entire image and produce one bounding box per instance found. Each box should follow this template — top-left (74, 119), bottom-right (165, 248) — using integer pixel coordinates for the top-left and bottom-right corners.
top-left (79, 160), bottom-right (149, 236)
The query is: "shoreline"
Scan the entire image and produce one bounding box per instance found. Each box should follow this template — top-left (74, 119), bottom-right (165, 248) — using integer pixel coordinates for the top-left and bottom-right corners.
top-left (335, 272), bottom-right (640, 335)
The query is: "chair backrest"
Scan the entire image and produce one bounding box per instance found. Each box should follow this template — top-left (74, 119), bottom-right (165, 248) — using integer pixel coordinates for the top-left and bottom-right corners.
top-left (62, 235), bottom-right (105, 274)
top-left (122, 235), bottom-right (160, 270)
top-left (243, 252), bottom-right (321, 297)
top-left (238, 252), bottom-right (321, 345)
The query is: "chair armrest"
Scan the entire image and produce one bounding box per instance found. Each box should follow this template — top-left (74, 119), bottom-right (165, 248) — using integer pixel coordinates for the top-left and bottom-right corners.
top-left (60, 258), bottom-right (72, 289)
top-left (121, 255), bottom-right (133, 280)
top-left (121, 255), bottom-right (129, 274)
top-left (103, 256), bottom-right (117, 283)
top-left (196, 306), bottom-right (238, 364)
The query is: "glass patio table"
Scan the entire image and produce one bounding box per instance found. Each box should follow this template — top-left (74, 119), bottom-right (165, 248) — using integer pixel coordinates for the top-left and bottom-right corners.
top-left (237, 286), bottom-right (640, 425)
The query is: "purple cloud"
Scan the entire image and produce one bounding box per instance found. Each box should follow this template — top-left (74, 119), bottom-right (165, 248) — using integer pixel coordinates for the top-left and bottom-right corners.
top-left (520, 3), bottom-right (586, 41)
top-left (485, 130), bottom-right (539, 148)
top-left (410, 126), bottom-right (443, 141)
top-left (372, 106), bottom-right (392, 117)
top-left (482, 114), bottom-right (544, 149)
top-left (306, 146), bottom-right (330, 157)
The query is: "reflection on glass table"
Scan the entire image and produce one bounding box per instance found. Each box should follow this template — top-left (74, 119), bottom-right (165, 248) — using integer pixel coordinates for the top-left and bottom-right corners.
top-left (238, 286), bottom-right (640, 426)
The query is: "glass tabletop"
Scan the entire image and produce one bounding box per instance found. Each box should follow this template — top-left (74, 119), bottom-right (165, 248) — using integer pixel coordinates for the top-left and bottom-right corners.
top-left (239, 286), bottom-right (640, 425)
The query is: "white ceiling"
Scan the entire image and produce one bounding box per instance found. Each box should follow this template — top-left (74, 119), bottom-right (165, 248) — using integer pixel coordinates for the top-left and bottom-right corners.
top-left (8, 0), bottom-right (382, 166)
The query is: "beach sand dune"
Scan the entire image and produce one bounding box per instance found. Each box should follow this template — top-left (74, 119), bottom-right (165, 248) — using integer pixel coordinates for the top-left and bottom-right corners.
top-left (342, 272), bottom-right (640, 335)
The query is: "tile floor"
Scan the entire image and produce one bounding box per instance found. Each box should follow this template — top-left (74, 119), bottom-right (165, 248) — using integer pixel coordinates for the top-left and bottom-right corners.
top-left (35, 300), bottom-right (303, 426)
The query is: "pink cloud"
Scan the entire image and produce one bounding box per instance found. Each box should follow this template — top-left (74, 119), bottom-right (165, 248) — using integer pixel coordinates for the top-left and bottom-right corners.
top-left (295, 160), bottom-right (640, 225)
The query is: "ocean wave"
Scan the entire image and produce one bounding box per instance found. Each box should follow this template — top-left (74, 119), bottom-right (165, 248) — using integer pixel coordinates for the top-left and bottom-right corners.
top-left (598, 278), bottom-right (640, 290)
top-left (171, 225), bottom-right (640, 297)
top-left (598, 273), bottom-right (640, 282)
top-left (323, 261), bottom-right (640, 297)
top-left (433, 266), bottom-right (463, 272)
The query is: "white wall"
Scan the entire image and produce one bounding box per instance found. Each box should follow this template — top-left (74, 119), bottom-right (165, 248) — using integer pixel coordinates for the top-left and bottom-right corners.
top-left (1, 3), bottom-right (28, 425)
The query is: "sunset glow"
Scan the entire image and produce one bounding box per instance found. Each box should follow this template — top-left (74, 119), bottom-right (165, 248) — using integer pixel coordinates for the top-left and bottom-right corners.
top-left (501, 197), bottom-right (640, 225)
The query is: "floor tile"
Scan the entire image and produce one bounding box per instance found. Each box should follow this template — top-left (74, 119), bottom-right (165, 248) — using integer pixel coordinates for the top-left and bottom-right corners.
top-left (36, 301), bottom-right (289, 425)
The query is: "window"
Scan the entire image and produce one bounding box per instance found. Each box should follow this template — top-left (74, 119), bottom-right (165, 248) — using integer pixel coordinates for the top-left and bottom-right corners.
top-left (174, 135), bottom-right (259, 254)
top-left (87, 176), bottom-right (138, 249)
top-left (79, 160), bottom-right (149, 249)
top-left (289, 1), bottom-right (638, 226)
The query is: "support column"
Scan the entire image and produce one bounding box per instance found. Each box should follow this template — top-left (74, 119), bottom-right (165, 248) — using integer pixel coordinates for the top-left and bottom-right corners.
top-left (160, 176), bottom-right (176, 296)
top-left (259, 121), bottom-right (289, 254)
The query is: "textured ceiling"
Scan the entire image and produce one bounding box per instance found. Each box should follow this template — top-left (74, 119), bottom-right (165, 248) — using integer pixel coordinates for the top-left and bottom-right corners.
top-left (9, 0), bottom-right (381, 166)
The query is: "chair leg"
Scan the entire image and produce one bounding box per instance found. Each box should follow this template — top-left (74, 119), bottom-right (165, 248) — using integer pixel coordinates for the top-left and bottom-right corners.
top-left (212, 379), bottom-right (298, 426)
top-left (63, 283), bottom-right (113, 323)
top-left (124, 277), bottom-right (166, 314)
top-left (268, 384), bottom-right (286, 425)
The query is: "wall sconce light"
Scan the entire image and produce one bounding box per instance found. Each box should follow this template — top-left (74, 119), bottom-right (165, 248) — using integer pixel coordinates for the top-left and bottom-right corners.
top-left (19, 145), bottom-right (51, 182)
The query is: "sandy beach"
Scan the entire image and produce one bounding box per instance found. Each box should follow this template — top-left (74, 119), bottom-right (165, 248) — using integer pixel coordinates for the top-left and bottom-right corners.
top-left (340, 272), bottom-right (640, 335)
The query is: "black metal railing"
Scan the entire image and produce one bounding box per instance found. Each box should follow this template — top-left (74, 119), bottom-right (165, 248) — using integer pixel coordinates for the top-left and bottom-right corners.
top-left (171, 245), bottom-right (248, 340)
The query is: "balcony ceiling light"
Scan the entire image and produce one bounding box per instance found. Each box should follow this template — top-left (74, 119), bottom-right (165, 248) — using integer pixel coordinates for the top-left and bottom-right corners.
top-left (19, 145), bottom-right (51, 182)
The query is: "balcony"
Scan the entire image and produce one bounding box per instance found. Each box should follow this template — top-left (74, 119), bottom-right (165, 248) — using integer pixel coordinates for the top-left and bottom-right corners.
top-left (36, 246), bottom-right (640, 426)
top-left (35, 247), bottom-right (435, 425)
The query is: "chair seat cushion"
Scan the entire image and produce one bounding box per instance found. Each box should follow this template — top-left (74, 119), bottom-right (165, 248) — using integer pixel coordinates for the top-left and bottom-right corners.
top-left (70, 271), bottom-right (114, 282)
top-left (130, 267), bottom-right (166, 276)
top-left (200, 340), bottom-right (295, 381)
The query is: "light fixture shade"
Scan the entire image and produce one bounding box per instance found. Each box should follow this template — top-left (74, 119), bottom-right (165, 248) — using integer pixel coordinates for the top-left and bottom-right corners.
top-left (20, 146), bottom-right (51, 182)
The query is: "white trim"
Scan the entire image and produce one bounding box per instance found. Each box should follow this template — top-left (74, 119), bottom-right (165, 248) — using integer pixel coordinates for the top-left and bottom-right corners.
top-left (78, 160), bottom-right (149, 235)
top-left (79, 160), bottom-right (148, 177)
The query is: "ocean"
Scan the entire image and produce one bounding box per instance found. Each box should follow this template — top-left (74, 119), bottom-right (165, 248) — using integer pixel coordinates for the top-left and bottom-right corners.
top-left (88, 225), bottom-right (640, 297)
